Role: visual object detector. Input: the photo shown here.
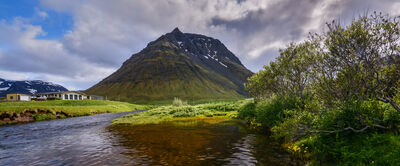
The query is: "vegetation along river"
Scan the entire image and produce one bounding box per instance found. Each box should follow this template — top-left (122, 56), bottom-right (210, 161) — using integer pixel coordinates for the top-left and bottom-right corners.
top-left (0, 111), bottom-right (302, 165)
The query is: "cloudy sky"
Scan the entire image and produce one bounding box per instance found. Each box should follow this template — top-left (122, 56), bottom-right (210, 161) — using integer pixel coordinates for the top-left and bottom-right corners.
top-left (0, 0), bottom-right (399, 90)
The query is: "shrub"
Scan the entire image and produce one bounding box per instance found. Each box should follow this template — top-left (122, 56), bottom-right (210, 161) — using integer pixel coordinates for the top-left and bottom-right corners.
top-left (305, 133), bottom-right (400, 165)
top-left (203, 102), bottom-right (240, 112)
top-left (384, 107), bottom-right (400, 132)
top-left (172, 97), bottom-right (187, 107)
top-left (238, 101), bottom-right (256, 120)
top-left (255, 96), bottom-right (301, 128)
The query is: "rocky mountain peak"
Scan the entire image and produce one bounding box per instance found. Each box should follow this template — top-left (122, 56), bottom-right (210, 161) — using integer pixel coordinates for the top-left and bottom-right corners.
top-left (171, 27), bottom-right (182, 34)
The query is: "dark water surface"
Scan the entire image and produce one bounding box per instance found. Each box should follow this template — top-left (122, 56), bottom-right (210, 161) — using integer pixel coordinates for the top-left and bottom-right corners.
top-left (0, 111), bottom-right (302, 166)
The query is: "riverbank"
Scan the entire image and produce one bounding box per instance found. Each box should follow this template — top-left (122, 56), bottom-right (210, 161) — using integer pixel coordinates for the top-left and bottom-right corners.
top-left (0, 100), bottom-right (149, 125)
top-left (237, 98), bottom-right (400, 165)
top-left (112, 100), bottom-right (246, 125)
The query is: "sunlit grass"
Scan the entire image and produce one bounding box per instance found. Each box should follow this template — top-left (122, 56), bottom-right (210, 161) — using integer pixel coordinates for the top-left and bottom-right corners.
top-left (112, 100), bottom-right (246, 125)
top-left (0, 100), bottom-right (149, 116)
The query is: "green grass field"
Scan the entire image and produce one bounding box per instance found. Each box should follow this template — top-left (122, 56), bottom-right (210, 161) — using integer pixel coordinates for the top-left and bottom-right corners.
top-left (0, 100), bottom-right (149, 118)
top-left (112, 100), bottom-right (247, 125)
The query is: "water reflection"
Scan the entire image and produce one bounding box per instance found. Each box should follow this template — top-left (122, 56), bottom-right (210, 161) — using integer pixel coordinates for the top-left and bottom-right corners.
top-left (0, 112), bottom-right (302, 166)
top-left (108, 120), bottom-right (302, 165)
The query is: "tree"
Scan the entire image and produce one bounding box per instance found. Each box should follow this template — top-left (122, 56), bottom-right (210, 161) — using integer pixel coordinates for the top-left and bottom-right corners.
top-left (315, 12), bottom-right (400, 111)
top-left (246, 41), bottom-right (319, 100)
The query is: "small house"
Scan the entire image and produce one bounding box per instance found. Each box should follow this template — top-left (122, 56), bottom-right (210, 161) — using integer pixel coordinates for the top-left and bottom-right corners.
top-left (6, 93), bottom-right (31, 101)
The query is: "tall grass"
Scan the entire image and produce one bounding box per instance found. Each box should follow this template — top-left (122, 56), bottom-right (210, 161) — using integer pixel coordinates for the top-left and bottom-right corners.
top-left (172, 97), bottom-right (187, 107)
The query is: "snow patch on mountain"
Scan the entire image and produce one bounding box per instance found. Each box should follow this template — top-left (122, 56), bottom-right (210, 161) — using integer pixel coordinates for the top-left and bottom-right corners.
top-left (219, 62), bottom-right (228, 68)
top-left (0, 87), bottom-right (10, 91)
top-left (27, 89), bottom-right (38, 94)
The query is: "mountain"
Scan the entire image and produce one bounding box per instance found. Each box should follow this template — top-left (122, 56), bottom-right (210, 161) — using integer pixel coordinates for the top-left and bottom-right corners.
top-left (0, 78), bottom-right (68, 97)
top-left (86, 28), bottom-right (253, 102)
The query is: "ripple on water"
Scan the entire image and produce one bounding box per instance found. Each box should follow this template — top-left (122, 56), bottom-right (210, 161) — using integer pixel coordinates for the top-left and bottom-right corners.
top-left (0, 112), bottom-right (303, 166)
top-left (107, 120), bottom-right (303, 165)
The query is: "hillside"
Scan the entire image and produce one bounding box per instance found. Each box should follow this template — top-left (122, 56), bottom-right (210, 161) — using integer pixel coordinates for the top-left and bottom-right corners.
top-left (86, 28), bottom-right (253, 102)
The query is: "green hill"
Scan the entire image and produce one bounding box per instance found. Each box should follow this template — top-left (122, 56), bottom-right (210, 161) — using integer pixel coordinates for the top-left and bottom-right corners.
top-left (86, 28), bottom-right (253, 102)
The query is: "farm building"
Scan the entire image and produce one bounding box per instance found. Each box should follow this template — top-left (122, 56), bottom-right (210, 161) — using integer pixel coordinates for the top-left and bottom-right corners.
top-left (6, 93), bottom-right (31, 101)
top-left (33, 91), bottom-right (89, 100)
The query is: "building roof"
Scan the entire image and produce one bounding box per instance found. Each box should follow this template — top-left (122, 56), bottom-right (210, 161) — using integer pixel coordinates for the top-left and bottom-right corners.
top-left (34, 91), bottom-right (88, 96)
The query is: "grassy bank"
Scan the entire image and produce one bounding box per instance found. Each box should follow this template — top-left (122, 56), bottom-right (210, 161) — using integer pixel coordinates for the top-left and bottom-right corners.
top-left (237, 98), bottom-right (400, 165)
top-left (130, 98), bottom-right (246, 106)
top-left (0, 100), bottom-right (149, 125)
top-left (112, 99), bottom-right (246, 125)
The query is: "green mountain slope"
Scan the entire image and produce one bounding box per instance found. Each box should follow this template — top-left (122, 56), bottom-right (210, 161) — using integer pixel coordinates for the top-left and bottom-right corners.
top-left (86, 28), bottom-right (253, 102)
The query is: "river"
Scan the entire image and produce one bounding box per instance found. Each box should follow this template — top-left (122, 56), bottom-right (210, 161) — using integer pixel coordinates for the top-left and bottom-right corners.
top-left (0, 111), bottom-right (302, 165)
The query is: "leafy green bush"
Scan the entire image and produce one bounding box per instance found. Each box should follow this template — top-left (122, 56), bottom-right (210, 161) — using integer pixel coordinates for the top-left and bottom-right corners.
top-left (255, 96), bottom-right (301, 128)
top-left (272, 99), bottom-right (400, 164)
top-left (384, 108), bottom-right (400, 132)
top-left (238, 101), bottom-right (256, 119)
top-left (203, 102), bottom-right (240, 112)
top-left (304, 133), bottom-right (400, 165)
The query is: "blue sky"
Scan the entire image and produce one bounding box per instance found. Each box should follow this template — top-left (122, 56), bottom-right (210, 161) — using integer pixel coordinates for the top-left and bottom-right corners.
top-left (0, 0), bottom-right (73, 40)
top-left (0, 0), bottom-right (399, 90)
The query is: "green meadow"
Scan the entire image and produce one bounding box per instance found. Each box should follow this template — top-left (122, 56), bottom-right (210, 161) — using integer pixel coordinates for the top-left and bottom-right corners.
top-left (112, 98), bottom-right (246, 125)
top-left (0, 100), bottom-right (149, 125)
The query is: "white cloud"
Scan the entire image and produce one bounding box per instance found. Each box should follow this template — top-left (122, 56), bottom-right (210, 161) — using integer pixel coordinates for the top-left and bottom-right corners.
top-left (0, 70), bottom-right (31, 80)
top-left (35, 8), bottom-right (49, 20)
top-left (1, 0), bottom-right (398, 89)
top-left (248, 41), bottom-right (286, 59)
top-left (0, 18), bottom-right (115, 90)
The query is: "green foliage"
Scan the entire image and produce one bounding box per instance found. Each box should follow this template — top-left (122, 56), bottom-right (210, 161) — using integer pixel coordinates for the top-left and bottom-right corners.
top-left (246, 41), bottom-right (318, 99)
top-left (304, 133), bottom-right (400, 165)
top-left (238, 97), bottom-right (301, 128)
top-left (203, 102), bottom-right (242, 112)
top-left (242, 13), bottom-right (400, 165)
top-left (238, 101), bottom-right (256, 119)
top-left (384, 108), bottom-right (400, 132)
top-left (255, 97), bottom-right (301, 128)
top-left (112, 100), bottom-right (245, 125)
top-left (33, 113), bottom-right (57, 121)
top-left (169, 106), bottom-right (206, 117)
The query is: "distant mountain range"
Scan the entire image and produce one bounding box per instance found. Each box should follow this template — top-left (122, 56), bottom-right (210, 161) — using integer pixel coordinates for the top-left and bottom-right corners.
top-left (86, 28), bottom-right (253, 102)
top-left (0, 78), bottom-right (68, 97)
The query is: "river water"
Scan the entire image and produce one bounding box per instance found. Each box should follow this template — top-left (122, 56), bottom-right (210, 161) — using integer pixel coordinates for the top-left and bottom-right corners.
top-left (0, 111), bottom-right (302, 166)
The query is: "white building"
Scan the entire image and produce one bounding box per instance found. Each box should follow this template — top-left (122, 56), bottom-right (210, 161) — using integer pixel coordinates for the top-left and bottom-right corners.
top-left (33, 91), bottom-right (88, 100)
